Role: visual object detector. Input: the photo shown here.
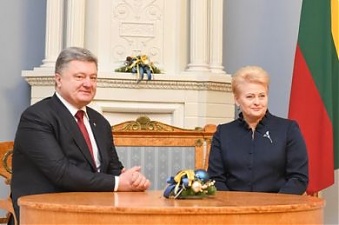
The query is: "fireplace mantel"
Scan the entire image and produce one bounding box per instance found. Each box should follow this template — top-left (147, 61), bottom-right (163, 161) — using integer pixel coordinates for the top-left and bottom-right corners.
top-left (23, 69), bottom-right (234, 128)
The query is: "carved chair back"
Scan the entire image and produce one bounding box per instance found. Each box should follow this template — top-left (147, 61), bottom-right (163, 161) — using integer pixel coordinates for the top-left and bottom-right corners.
top-left (112, 116), bottom-right (216, 190)
top-left (0, 141), bottom-right (17, 225)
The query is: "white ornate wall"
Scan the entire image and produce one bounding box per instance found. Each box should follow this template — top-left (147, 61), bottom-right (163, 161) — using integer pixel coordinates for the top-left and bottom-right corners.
top-left (22, 0), bottom-right (234, 128)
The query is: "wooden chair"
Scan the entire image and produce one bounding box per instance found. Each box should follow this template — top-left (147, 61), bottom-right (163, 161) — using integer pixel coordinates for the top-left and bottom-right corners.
top-left (112, 116), bottom-right (216, 190)
top-left (0, 141), bottom-right (17, 225)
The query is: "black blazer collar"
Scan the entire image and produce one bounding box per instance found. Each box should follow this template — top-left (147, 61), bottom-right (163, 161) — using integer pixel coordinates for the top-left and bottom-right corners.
top-left (52, 94), bottom-right (97, 170)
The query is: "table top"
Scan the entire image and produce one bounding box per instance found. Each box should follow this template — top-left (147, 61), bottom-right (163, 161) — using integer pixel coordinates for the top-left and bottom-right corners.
top-left (18, 190), bottom-right (324, 215)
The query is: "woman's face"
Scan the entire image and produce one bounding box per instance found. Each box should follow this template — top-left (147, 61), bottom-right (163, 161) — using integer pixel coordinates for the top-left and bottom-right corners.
top-left (235, 82), bottom-right (268, 122)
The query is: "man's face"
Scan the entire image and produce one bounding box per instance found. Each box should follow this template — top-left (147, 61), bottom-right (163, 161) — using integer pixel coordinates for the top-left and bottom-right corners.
top-left (55, 60), bottom-right (97, 109)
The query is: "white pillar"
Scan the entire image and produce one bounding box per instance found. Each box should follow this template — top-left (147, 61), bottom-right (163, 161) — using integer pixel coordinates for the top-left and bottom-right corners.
top-left (41, 0), bottom-right (64, 68)
top-left (186, 0), bottom-right (209, 72)
top-left (209, 0), bottom-right (225, 74)
top-left (66, 0), bottom-right (86, 47)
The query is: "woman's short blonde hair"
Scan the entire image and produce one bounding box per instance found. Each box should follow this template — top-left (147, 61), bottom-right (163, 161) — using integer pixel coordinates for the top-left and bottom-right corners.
top-left (231, 66), bottom-right (270, 97)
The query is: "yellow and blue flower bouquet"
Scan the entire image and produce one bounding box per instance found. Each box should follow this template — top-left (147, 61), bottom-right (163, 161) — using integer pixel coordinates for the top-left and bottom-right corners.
top-left (163, 169), bottom-right (217, 199)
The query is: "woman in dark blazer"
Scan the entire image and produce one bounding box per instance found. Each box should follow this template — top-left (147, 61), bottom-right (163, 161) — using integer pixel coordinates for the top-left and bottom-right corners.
top-left (10, 47), bottom-right (150, 224)
top-left (207, 66), bottom-right (308, 195)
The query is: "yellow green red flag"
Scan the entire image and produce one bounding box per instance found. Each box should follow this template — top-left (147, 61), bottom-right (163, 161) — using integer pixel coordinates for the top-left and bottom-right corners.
top-left (288, 0), bottom-right (339, 194)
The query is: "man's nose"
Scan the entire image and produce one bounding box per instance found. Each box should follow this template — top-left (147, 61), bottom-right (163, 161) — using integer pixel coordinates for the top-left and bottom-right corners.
top-left (83, 76), bottom-right (95, 86)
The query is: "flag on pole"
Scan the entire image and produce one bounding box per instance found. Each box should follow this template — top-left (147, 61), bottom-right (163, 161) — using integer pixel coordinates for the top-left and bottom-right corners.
top-left (288, 0), bottom-right (339, 194)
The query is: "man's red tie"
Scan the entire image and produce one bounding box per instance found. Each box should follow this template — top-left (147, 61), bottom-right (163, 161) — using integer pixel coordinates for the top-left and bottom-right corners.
top-left (75, 110), bottom-right (95, 164)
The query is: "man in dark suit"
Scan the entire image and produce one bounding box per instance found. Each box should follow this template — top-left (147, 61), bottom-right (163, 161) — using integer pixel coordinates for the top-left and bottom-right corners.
top-left (10, 47), bottom-right (150, 224)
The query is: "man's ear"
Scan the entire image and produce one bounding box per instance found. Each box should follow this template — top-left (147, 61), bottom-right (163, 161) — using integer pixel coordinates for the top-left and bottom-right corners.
top-left (55, 73), bottom-right (61, 87)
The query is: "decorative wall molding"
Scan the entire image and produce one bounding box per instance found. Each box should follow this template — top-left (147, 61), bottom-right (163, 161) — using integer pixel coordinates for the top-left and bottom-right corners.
top-left (24, 77), bottom-right (231, 92)
top-left (111, 0), bottom-right (163, 65)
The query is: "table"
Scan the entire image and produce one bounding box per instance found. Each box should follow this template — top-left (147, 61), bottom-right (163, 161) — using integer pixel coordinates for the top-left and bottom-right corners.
top-left (18, 191), bottom-right (324, 225)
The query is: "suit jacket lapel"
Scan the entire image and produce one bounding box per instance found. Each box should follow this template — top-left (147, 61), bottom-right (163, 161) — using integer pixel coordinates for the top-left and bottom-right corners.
top-left (51, 95), bottom-right (97, 170)
top-left (87, 109), bottom-right (107, 170)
